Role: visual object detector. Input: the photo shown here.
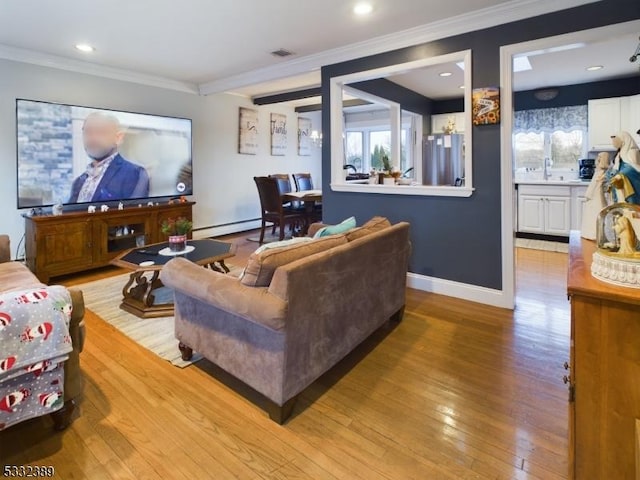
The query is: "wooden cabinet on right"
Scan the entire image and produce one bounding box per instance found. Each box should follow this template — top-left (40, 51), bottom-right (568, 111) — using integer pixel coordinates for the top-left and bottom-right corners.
top-left (567, 232), bottom-right (640, 479)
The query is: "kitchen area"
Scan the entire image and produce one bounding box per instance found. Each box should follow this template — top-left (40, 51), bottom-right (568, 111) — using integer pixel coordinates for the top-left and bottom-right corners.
top-left (509, 24), bottom-right (640, 241)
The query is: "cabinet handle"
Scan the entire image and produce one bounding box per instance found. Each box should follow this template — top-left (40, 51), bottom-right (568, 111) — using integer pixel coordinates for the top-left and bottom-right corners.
top-left (563, 361), bottom-right (569, 370)
top-left (562, 375), bottom-right (571, 385)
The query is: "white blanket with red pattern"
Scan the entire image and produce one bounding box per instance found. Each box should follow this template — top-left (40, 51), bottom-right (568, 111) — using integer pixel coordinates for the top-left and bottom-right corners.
top-left (0, 285), bottom-right (73, 430)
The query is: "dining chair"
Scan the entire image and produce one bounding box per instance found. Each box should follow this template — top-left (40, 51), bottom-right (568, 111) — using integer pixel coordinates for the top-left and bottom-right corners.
top-left (292, 173), bottom-right (322, 223)
top-left (292, 173), bottom-right (314, 192)
top-left (270, 173), bottom-right (293, 195)
top-left (270, 173), bottom-right (305, 211)
top-left (254, 176), bottom-right (304, 243)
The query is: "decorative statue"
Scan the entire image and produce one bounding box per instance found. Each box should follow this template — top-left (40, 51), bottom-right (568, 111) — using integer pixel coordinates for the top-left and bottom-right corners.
top-left (581, 152), bottom-right (610, 240)
top-left (606, 131), bottom-right (640, 204)
top-left (612, 214), bottom-right (638, 256)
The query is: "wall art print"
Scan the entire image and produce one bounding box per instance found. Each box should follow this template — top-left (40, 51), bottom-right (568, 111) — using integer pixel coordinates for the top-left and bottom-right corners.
top-left (297, 117), bottom-right (312, 156)
top-left (472, 87), bottom-right (500, 126)
top-left (238, 107), bottom-right (258, 155)
top-left (270, 113), bottom-right (287, 156)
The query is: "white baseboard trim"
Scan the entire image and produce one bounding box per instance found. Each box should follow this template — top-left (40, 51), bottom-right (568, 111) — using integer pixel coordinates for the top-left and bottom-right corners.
top-left (406, 272), bottom-right (513, 310)
top-left (193, 220), bottom-right (261, 239)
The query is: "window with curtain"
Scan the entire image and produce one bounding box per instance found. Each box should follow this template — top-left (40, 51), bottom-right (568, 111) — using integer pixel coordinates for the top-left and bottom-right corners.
top-left (513, 105), bottom-right (588, 172)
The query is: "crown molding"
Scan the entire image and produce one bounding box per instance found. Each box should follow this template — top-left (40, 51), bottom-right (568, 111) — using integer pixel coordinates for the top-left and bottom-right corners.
top-left (199, 0), bottom-right (598, 95)
top-left (0, 44), bottom-right (200, 94)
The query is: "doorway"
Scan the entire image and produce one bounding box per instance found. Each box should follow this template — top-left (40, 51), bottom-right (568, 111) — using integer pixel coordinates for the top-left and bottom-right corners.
top-left (499, 20), bottom-right (640, 307)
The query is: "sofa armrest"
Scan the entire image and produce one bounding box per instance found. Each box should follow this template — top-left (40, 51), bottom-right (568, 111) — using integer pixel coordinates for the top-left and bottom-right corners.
top-left (0, 235), bottom-right (10, 263)
top-left (68, 287), bottom-right (86, 353)
top-left (161, 258), bottom-right (287, 331)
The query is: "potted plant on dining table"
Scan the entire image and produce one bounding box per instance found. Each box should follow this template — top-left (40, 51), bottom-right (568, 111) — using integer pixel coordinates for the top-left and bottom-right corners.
top-left (161, 217), bottom-right (193, 252)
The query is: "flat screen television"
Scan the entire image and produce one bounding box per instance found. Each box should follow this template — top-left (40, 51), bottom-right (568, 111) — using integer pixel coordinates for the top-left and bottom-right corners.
top-left (16, 99), bottom-right (193, 209)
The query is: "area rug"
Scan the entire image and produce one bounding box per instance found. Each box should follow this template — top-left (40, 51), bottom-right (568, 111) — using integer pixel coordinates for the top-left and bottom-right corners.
top-left (246, 232), bottom-right (293, 243)
top-left (515, 238), bottom-right (569, 253)
top-left (76, 266), bottom-right (242, 367)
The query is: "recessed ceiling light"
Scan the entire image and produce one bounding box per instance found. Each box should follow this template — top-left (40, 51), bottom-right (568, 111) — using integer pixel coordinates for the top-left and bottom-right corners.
top-left (353, 2), bottom-right (373, 16)
top-left (75, 44), bottom-right (95, 53)
top-left (459, 85), bottom-right (465, 89)
top-left (586, 65), bottom-right (603, 71)
top-left (439, 72), bottom-right (453, 77)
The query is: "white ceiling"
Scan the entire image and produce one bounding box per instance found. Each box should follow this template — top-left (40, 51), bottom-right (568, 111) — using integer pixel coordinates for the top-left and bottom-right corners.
top-left (512, 22), bottom-right (640, 91)
top-left (0, 0), bottom-right (601, 97)
top-left (0, 0), bottom-right (515, 85)
top-left (387, 61), bottom-right (466, 100)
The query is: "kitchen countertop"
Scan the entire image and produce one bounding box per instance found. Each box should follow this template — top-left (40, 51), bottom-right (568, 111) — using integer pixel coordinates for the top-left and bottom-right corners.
top-left (514, 179), bottom-right (590, 186)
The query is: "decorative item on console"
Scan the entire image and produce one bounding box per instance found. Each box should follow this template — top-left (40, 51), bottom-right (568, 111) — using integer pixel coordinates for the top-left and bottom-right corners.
top-left (586, 132), bottom-right (640, 287)
top-left (606, 131), bottom-right (640, 205)
top-left (591, 203), bottom-right (640, 287)
top-left (581, 152), bottom-right (610, 240)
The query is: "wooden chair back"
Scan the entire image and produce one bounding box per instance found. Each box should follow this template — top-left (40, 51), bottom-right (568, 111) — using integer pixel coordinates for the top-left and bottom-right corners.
top-left (254, 176), bottom-right (283, 214)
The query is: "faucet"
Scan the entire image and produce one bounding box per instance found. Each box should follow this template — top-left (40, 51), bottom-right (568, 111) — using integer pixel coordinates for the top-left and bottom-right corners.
top-left (343, 164), bottom-right (357, 173)
top-left (543, 158), bottom-right (552, 180)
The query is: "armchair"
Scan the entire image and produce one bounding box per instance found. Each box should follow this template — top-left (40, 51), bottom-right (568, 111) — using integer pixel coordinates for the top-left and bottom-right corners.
top-left (0, 235), bottom-right (85, 431)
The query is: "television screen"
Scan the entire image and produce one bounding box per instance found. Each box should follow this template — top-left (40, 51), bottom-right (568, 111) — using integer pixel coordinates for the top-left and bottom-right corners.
top-left (16, 99), bottom-right (193, 209)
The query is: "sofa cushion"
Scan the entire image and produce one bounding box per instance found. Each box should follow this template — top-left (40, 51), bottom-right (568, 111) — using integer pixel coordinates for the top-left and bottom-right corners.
top-left (313, 216), bottom-right (356, 238)
top-left (241, 235), bottom-right (348, 287)
top-left (345, 216), bottom-right (392, 242)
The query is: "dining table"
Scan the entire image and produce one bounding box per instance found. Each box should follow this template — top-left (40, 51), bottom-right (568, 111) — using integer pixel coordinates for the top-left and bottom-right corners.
top-left (282, 189), bottom-right (322, 234)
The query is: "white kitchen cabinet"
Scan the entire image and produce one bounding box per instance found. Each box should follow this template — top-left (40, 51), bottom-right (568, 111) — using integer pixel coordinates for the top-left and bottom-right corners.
top-left (431, 112), bottom-right (465, 134)
top-left (545, 196), bottom-right (572, 235)
top-left (588, 98), bottom-right (621, 151)
top-left (621, 94), bottom-right (640, 145)
top-left (518, 185), bottom-right (572, 236)
top-left (518, 195), bottom-right (545, 233)
top-left (588, 95), bottom-right (640, 151)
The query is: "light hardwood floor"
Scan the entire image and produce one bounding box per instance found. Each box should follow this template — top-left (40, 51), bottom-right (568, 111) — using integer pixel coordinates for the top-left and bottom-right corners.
top-left (0, 239), bottom-right (570, 480)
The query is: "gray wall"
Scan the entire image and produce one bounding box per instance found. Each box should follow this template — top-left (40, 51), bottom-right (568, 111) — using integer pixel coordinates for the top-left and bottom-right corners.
top-left (0, 59), bottom-right (322, 258)
top-left (321, 0), bottom-right (640, 290)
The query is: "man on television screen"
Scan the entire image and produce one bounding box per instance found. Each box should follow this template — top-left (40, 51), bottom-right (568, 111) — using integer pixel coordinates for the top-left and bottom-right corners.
top-left (68, 112), bottom-right (149, 203)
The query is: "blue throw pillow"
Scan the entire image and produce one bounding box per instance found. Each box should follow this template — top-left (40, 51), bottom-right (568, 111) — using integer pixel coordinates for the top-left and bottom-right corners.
top-left (314, 216), bottom-right (357, 238)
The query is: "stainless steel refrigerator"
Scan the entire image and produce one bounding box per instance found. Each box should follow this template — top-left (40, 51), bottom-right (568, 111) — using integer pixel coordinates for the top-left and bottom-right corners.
top-left (422, 133), bottom-right (465, 186)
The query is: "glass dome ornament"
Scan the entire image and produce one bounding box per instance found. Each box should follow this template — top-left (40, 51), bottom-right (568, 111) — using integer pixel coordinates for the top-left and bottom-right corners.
top-left (591, 202), bottom-right (640, 288)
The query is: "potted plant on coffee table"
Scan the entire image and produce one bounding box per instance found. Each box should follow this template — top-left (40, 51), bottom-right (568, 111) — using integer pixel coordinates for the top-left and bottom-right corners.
top-left (161, 217), bottom-right (193, 252)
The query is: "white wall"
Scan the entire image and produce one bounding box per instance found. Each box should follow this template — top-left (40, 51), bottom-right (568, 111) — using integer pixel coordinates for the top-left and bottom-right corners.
top-left (0, 59), bottom-right (322, 258)
top-left (195, 94), bottom-right (322, 238)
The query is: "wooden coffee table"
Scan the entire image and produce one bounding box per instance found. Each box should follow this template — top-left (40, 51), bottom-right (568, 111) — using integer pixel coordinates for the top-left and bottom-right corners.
top-left (111, 239), bottom-right (236, 318)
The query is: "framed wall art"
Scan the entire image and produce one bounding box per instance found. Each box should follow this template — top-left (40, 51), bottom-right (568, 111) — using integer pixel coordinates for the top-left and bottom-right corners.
top-left (297, 117), bottom-right (312, 156)
top-left (270, 113), bottom-right (287, 156)
top-left (472, 87), bottom-right (500, 125)
top-left (238, 107), bottom-right (258, 155)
